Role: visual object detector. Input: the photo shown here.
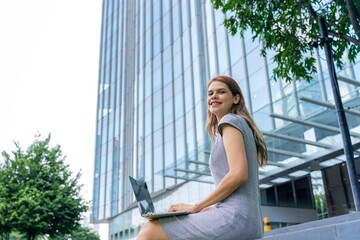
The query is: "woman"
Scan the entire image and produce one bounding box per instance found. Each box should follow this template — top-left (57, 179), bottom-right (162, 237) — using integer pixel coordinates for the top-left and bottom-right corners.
top-left (137, 75), bottom-right (267, 240)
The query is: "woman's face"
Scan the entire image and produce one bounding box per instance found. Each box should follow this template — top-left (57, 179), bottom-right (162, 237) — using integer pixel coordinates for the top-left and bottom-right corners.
top-left (207, 81), bottom-right (239, 121)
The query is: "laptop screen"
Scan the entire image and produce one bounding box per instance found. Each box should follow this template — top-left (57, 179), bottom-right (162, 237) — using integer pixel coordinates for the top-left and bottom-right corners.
top-left (129, 176), bottom-right (155, 215)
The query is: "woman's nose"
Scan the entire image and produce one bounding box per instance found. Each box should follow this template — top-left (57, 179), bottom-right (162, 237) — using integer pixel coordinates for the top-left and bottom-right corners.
top-left (211, 93), bottom-right (218, 99)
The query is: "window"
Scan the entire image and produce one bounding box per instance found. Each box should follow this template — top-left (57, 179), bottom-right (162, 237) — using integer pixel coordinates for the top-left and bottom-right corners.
top-left (277, 182), bottom-right (295, 207)
top-left (295, 177), bottom-right (313, 209)
top-left (260, 187), bottom-right (276, 206)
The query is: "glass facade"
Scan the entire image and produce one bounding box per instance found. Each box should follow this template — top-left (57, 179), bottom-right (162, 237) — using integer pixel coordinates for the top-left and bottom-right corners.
top-left (92, 0), bottom-right (360, 238)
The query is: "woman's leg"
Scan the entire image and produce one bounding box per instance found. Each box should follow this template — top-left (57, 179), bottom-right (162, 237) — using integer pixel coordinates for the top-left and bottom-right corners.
top-left (137, 219), bottom-right (169, 240)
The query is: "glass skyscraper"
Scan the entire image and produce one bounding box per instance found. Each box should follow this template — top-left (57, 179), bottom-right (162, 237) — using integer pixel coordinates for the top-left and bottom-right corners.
top-left (92, 0), bottom-right (360, 239)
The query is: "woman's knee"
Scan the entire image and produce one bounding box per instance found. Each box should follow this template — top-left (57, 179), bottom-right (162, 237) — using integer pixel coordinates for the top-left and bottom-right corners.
top-left (137, 220), bottom-right (168, 240)
top-left (137, 222), bottom-right (151, 240)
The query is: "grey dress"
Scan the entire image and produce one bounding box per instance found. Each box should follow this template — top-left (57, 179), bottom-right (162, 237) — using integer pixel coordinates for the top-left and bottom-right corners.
top-left (160, 113), bottom-right (263, 240)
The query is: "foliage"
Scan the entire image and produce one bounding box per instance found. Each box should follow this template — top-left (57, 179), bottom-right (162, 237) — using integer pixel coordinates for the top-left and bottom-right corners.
top-left (314, 192), bottom-right (328, 219)
top-left (69, 226), bottom-right (100, 240)
top-left (0, 134), bottom-right (89, 240)
top-left (49, 226), bottom-right (100, 240)
top-left (211, 0), bottom-right (360, 82)
top-left (0, 231), bottom-right (25, 240)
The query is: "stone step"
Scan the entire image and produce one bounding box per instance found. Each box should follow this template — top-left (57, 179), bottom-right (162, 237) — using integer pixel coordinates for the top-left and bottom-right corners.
top-left (261, 212), bottom-right (360, 240)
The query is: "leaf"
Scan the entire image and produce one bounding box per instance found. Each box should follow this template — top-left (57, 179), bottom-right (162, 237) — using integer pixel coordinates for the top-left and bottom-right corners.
top-left (210, 0), bottom-right (360, 82)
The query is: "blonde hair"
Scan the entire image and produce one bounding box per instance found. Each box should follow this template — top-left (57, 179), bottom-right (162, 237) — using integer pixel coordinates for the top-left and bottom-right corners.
top-left (205, 76), bottom-right (267, 166)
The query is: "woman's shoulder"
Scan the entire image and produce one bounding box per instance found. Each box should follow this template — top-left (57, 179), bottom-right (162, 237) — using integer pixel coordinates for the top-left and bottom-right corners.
top-left (218, 113), bottom-right (248, 135)
top-left (219, 113), bottom-right (246, 125)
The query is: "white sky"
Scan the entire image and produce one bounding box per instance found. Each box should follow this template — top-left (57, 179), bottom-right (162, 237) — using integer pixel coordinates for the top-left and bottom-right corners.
top-left (0, 0), bottom-right (102, 204)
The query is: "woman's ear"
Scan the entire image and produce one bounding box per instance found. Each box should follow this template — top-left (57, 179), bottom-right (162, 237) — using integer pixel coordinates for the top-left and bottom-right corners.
top-left (234, 94), bottom-right (240, 104)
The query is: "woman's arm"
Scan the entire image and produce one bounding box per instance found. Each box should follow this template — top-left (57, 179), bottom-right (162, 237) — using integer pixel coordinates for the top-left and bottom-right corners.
top-left (169, 124), bottom-right (248, 213)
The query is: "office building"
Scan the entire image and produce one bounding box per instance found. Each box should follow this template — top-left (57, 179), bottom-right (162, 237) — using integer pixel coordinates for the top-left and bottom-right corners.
top-left (92, 0), bottom-right (360, 239)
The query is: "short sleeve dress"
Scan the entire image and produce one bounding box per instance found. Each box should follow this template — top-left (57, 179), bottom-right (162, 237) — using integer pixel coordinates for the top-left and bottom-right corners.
top-left (160, 113), bottom-right (263, 240)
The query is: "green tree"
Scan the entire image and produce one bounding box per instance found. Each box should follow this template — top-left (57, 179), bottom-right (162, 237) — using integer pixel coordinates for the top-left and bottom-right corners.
top-left (0, 134), bottom-right (88, 240)
top-left (211, 0), bottom-right (360, 82)
top-left (49, 226), bottom-right (100, 240)
top-left (69, 226), bottom-right (100, 240)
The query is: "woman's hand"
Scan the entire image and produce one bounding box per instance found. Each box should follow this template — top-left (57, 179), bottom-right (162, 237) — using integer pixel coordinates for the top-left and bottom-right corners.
top-left (168, 203), bottom-right (202, 214)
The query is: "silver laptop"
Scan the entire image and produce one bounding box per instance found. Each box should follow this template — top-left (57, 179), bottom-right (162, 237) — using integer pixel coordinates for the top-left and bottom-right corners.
top-left (129, 176), bottom-right (189, 219)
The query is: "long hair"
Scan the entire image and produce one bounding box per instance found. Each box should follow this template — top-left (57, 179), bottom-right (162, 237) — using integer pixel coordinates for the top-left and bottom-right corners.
top-left (205, 76), bottom-right (267, 166)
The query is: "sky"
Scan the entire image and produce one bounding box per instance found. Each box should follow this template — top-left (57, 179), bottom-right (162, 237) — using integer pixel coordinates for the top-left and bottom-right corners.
top-left (0, 0), bottom-right (102, 206)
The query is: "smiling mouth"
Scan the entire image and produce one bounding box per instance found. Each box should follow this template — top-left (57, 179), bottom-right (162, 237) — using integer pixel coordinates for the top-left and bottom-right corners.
top-left (210, 102), bottom-right (221, 106)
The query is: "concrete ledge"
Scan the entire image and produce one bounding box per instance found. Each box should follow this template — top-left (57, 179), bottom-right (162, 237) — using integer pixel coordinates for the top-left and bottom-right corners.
top-left (262, 212), bottom-right (360, 240)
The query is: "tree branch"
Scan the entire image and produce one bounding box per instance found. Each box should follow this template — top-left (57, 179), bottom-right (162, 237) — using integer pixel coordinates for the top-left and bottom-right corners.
top-left (301, 0), bottom-right (318, 23)
top-left (344, 0), bottom-right (360, 40)
top-left (328, 30), bottom-right (360, 47)
top-left (353, 2), bottom-right (360, 22)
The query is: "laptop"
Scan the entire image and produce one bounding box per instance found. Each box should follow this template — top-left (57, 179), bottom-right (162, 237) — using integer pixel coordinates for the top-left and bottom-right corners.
top-left (129, 176), bottom-right (189, 219)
